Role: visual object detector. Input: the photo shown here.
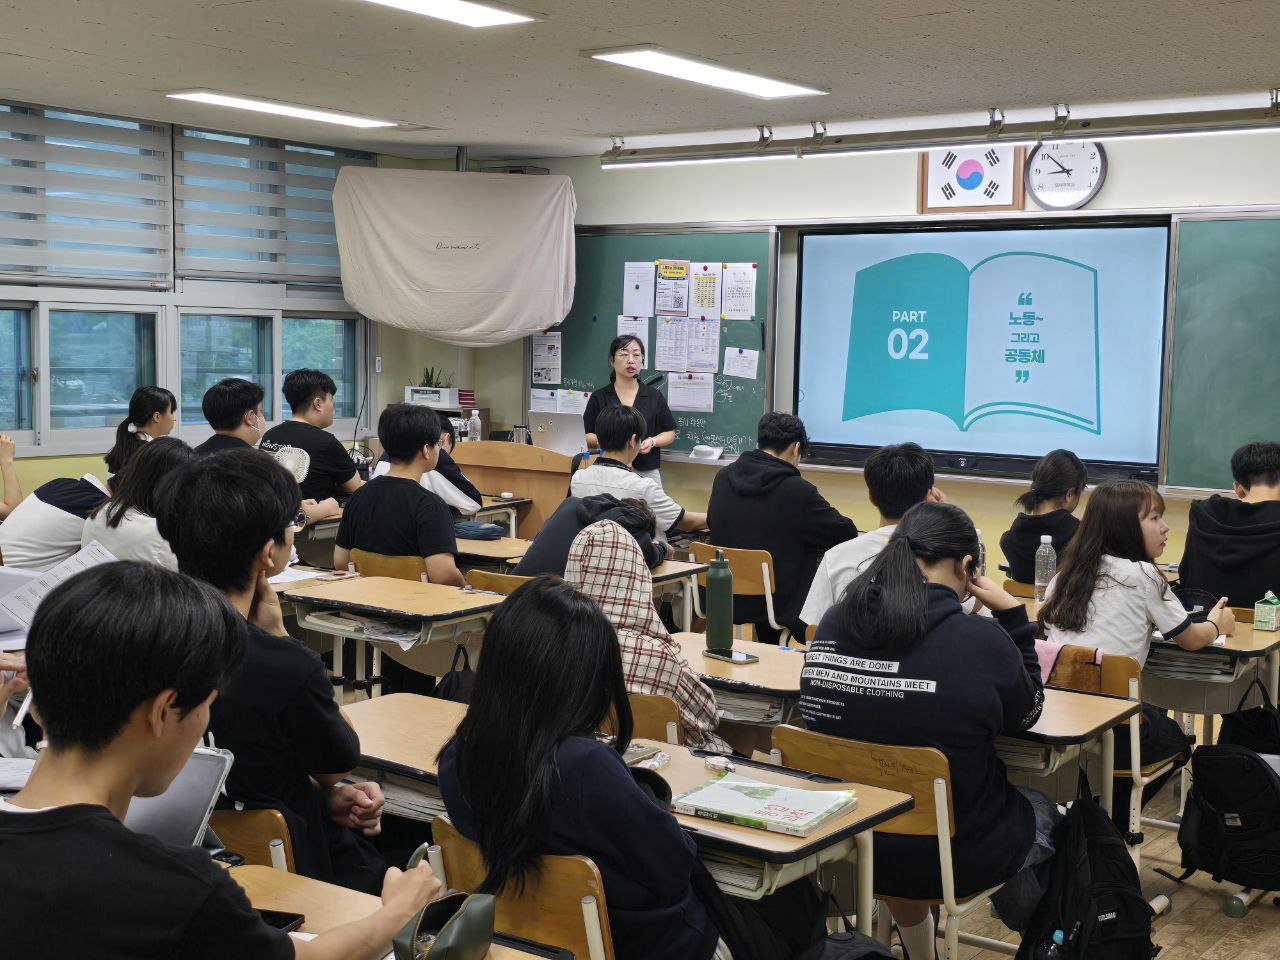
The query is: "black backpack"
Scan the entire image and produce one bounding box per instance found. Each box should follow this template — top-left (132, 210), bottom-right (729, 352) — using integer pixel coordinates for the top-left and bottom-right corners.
top-left (1217, 678), bottom-right (1280, 755)
top-left (1169, 744), bottom-right (1280, 891)
top-left (1016, 773), bottom-right (1158, 960)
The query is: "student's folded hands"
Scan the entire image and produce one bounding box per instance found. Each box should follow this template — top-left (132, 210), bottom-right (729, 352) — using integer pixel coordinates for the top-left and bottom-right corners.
top-left (326, 780), bottom-right (386, 836)
top-left (0, 652), bottom-right (27, 703)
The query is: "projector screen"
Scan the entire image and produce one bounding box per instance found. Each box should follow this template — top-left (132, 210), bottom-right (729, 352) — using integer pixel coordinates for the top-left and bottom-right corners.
top-left (796, 222), bottom-right (1170, 472)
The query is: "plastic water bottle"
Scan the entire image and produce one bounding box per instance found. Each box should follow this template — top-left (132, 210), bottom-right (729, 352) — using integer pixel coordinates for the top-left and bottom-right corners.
top-left (705, 549), bottom-right (734, 651)
top-left (1034, 534), bottom-right (1057, 603)
top-left (467, 409), bottom-right (482, 443)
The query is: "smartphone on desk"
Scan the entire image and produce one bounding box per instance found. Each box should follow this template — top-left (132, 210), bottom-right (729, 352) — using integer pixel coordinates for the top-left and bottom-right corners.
top-left (703, 649), bottom-right (759, 665)
top-left (258, 910), bottom-right (305, 933)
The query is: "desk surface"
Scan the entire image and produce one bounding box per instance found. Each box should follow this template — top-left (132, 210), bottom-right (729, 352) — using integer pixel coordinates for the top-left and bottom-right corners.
top-left (1022, 687), bottom-right (1140, 745)
top-left (1152, 621), bottom-right (1280, 660)
top-left (480, 494), bottom-right (534, 510)
top-left (281, 577), bottom-right (503, 621)
top-left (674, 632), bottom-right (805, 698)
top-left (231, 865), bottom-right (547, 958)
top-left (456, 536), bottom-right (531, 563)
top-left (652, 559), bottom-right (709, 583)
top-left (346, 693), bottom-right (466, 782)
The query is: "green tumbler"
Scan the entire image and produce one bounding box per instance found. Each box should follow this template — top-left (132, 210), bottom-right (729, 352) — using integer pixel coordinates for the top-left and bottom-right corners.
top-left (705, 548), bottom-right (734, 651)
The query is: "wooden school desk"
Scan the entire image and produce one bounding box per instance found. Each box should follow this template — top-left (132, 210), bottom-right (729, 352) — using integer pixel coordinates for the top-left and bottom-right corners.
top-left (282, 578), bottom-right (503, 695)
top-left (475, 494), bottom-right (534, 537)
top-left (231, 865), bottom-right (566, 958)
top-left (455, 536), bottom-right (531, 569)
top-left (651, 559), bottom-right (708, 632)
top-left (674, 631), bottom-right (805, 724)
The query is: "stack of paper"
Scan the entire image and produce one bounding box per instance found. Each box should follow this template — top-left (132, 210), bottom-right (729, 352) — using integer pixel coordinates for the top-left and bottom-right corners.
top-left (714, 691), bottom-right (784, 724)
top-left (1146, 647), bottom-right (1235, 680)
top-left (673, 773), bottom-right (856, 837)
top-left (347, 615), bottom-right (422, 651)
top-left (377, 779), bottom-right (446, 822)
top-left (699, 850), bottom-right (765, 894)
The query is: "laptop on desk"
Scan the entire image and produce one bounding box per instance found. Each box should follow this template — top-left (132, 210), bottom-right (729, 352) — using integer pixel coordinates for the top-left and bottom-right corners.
top-left (528, 411), bottom-right (587, 457)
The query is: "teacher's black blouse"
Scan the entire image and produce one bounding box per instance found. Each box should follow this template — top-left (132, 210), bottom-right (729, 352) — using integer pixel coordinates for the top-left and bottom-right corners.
top-left (582, 380), bottom-right (677, 474)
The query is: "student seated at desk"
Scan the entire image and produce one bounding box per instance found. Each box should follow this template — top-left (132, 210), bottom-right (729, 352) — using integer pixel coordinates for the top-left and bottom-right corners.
top-left (799, 502), bottom-right (1052, 947)
top-left (155, 448), bottom-right (388, 892)
top-left (708, 413), bottom-right (856, 644)
top-left (1040, 480), bottom-right (1232, 825)
top-left (0, 473), bottom-right (109, 570)
top-left (1, 561), bottom-right (442, 960)
top-left (1000, 449), bottom-right (1087, 584)
top-left (439, 576), bottom-right (818, 960)
top-left (82, 436), bottom-right (193, 569)
top-left (565, 519), bottom-right (727, 752)
top-left (571, 405), bottom-right (706, 540)
top-left (514, 494), bottom-right (666, 576)
top-left (370, 416), bottom-right (483, 516)
top-left (260, 369), bottom-right (361, 523)
top-left (194, 377), bottom-right (266, 455)
top-left (104, 385), bottom-right (178, 481)
top-left (1179, 441), bottom-right (1280, 607)
top-left (800, 442), bottom-right (943, 626)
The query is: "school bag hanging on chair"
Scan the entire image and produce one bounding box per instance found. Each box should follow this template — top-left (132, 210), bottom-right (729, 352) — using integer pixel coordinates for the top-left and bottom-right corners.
top-left (1217, 678), bottom-right (1280, 755)
top-left (1016, 771), bottom-right (1158, 960)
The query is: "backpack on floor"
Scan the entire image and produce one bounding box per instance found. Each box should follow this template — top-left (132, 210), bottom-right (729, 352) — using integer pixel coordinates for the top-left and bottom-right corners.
top-left (1016, 772), bottom-right (1158, 960)
top-left (1169, 744), bottom-right (1280, 891)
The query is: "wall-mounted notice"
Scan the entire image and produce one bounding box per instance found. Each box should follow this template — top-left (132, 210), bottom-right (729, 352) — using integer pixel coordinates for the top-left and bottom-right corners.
top-left (689, 262), bottom-right (722, 318)
top-left (655, 316), bottom-right (690, 371)
top-left (616, 315), bottom-right (650, 365)
top-left (532, 331), bottom-right (562, 384)
top-left (668, 372), bottom-right (715, 413)
top-left (556, 388), bottom-right (591, 415)
top-left (530, 388), bottom-right (558, 413)
top-left (721, 262), bottom-right (757, 320)
top-left (688, 317), bottom-right (720, 373)
top-left (655, 259), bottom-right (690, 316)
top-left (622, 261), bottom-right (656, 317)
top-left (723, 346), bottom-right (759, 379)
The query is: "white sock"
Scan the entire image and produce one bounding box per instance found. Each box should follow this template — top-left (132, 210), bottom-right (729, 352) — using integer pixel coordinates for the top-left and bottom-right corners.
top-left (898, 913), bottom-right (936, 960)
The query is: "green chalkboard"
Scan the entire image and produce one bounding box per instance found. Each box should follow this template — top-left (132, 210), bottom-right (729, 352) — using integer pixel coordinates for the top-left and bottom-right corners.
top-left (536, 229), bottom-right (775, 455)
top-left (1166, 217), bottom-right (1280, 489)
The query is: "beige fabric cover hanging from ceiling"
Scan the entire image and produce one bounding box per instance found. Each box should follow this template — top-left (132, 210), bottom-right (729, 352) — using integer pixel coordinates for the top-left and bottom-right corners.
top-left (332, 168), bottom-right (576, 347)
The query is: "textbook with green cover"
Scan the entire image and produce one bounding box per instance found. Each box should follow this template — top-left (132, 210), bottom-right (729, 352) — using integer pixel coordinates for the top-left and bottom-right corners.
top-left (672, 773), bottom-right (857, 837)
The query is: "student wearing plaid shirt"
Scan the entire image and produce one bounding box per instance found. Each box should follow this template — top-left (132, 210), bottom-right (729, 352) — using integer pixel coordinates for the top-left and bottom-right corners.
top-left (565, 519), bottom-right (730, 753)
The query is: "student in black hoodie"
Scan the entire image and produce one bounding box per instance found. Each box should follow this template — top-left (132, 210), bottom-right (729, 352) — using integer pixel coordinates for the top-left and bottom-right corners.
top-left (514, 494), bottom-right (666, 576)
top-left (800, 502), bottom-right (1051, 954)
top-left (1180, 441), bottom-right (1280, 607)
top-left (708, 413), bottom-right (856, 643)
top-left (999, 449), bottom-right (1087, 583)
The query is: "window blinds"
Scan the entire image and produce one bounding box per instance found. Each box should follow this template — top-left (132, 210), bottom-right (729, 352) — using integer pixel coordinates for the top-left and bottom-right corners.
top-left (0, 103), bottom-right (172, 285)
top-left (175, 129), bottom-right (374, 282)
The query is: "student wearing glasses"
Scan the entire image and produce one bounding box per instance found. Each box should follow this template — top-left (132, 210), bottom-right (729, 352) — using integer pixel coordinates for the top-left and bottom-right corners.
top-left (584, 335), bottom-right (677, 485)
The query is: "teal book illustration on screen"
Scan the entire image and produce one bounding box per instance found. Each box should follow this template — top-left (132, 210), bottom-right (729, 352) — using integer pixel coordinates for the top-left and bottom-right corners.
top-left (843, 252), bottom-right (1100, 433)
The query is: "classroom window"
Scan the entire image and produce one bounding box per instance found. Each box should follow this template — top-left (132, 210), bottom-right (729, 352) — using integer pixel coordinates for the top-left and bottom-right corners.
top-left (180, 313), bottom-right (273, 423)
top-left (0, 308), bottom-right (32, 430)
top-left (282, 316), bottom-right (358, 418)
top-left (49, 310), bottom-right (156, 429)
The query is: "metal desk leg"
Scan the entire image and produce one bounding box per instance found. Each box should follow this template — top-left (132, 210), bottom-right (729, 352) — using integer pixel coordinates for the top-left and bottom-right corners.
top-left (353, 637), bottom-right (367, 700)
top-left (1100, 728), bottom-right (1115, 816)
top-left (680, 576), bottom-right (694, 632)
top-left (331, 635), bottom-right (345, 704)
top-left (855, 831), bottom-right (874, 937)
top-left (1269, 651), bottom-right (1279, 703)
top-left (371, 645), bottom-right (383, 698)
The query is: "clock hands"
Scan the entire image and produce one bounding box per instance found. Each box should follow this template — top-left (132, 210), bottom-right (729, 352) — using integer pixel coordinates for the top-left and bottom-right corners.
top-left (1046, 154), bottom-right (1073, 177)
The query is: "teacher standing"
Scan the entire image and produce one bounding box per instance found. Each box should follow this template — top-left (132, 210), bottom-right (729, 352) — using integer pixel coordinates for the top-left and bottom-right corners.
top-left (583, 335), bottom-right (676, 485)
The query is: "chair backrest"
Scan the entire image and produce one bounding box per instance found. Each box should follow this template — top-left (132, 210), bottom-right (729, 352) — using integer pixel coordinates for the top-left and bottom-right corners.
top-left (208, 808), bottom-right (296, 871)
top-left (1002, 578), bottom-right (1036, 599)
top-left (1232, 606), bottom-right (1256, 624)
top-left (433, 815), bottom-right (615, 960)
top-left (350, 548), bottom-right (426, 581)
top-left (622, 693), bottom-right (682, 744)
top-left (771, 724), bottom-right (953, 837)
top-left (465, 569), bottom-right (531, 595)
top-left (690, 541), bottom-right (775, 598)
top-left (1048, 645), bottom-right (1142, 719)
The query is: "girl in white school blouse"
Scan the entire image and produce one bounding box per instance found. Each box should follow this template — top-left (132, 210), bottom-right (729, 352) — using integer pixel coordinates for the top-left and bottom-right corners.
top-left (82, 436), bottom-right (193, 569)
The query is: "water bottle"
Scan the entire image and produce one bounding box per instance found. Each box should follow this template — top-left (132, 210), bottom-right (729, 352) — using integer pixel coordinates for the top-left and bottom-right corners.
top-left (1033, 929), bottom-right (1065, 959)
top-left (705, 549), bottom-right (734, 652)
top-left (467, 409), bottom-right (482, 443)
top-left (1034, 534), bottom-right (1057, 602)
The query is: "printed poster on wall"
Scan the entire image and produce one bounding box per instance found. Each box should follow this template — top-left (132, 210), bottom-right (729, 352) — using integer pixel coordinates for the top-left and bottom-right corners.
top-left (655, 316), bottom-right (689, 371)
top-left (689, 262), bottom-right (722, 318)
top-left (655, 259), bottom-right (690, 317)
top-left (622, 262), bottom-right (656, 317)
top-left (616, 315), bottom-right (650, 367)
top-left (532, 332), bottom-right (562, 384)
top-left (721, 262), bottom-right (757, 320)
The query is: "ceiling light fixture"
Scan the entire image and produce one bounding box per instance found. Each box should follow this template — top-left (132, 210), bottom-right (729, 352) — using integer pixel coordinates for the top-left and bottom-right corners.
top-left (167, 91), bottom-right (397, 128)
top-left (587, 46), bottom-right (826, 100)
top-left (359, 0), bottom-right (535, 27)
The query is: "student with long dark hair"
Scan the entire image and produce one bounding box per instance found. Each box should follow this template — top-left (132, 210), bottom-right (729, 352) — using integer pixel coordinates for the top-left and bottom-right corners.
top-left (999, 449), bottom-right (1087, 583)
top-left (799, 501), bottom-right (1051, 952)
top-left (104, 385), bottom-right (177, 478)
top-left (83, 436), bottom-right (193, 568)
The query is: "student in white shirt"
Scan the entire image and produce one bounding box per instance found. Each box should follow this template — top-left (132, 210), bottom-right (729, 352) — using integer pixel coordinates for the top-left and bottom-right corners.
top-left (82, 437), bottom-right (194, 569)
top-left (1039, 479), bottom-right (1234, 826)
top-left (570, 405), bottom-right (706, 540)
top-left (0, 474), bottom-right (110, 571)
top-left (801, 442), bottom-right (944, 625)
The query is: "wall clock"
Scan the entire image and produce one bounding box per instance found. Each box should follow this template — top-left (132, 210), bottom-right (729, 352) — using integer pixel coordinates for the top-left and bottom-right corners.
top-left (1025, 141), bottom-right (1107, 210)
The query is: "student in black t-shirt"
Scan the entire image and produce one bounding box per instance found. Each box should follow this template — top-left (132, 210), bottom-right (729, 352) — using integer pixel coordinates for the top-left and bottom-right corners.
top-left (335, 404), bottom-right (463, 588)
top-left (1000, 449), bottom-right (1087, 583)
top-left (193, 377), bottom-right (265, 456)
top-left (260, 369), bottom-right (361, 522)
top-left (155, 448), bottom-right (387, 892)
top-left (1, 560), bottom-right (441, 960)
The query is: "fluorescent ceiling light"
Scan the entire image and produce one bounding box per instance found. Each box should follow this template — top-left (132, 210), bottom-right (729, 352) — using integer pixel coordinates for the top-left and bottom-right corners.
top-left (167, 91), bottom-right (397, 128)
top-left (588, 46), bottom-right (826, 100)
top-left (359, 0), bottom-right (535, 27)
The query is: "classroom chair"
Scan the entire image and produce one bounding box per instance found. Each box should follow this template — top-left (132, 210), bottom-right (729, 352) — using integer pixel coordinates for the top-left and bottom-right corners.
top-left (689, 542), bottom-right (790, 645)
top-left (208, 808), bottom-right (296, 872)
top-left (599, 693), bottom-right (682, 745)
top-left (432, 815), bottom-right (615, 960)
top-left (1001, 578), bottom-right (1036, 600)
top-left (464, 568), bottom-right (531, 595)
top-left (349, 548), bottom-right (426, 581)
top-left (770, 725), bottom-right (1017, 959)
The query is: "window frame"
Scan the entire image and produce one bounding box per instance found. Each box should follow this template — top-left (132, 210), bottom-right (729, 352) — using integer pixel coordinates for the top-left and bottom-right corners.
top-left (0, 299), bottom-right (36, 445)
top-left (177, 305), bottom-right (282, 431)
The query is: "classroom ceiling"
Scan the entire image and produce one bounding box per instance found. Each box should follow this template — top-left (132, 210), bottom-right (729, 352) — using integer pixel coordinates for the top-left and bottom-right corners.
top-left (0, 0), bottom-right (1276, 160)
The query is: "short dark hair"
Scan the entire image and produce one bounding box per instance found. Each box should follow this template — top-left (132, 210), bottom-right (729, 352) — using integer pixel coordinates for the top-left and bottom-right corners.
top-left (757, 412), bottom-right (808, 455)
top-left (1231, 442), bottom-right (1280, 490)
top-left (379, 403), bottom-right (441, 463)
top-left (595, 404), bottom-right (646, 452)
top-left (439, 418), bottom-right (457, 449)
top-left (202, 378), bottom-right (265, 431)
top-left (155, 448), bottom-right (299, 593)
top-left (282, 368), bottom-right (337, 415)
top-left (621, 497), bottom-right (657, 536)
top-left (864, 442), bottom-right (935, 520)
top-left (98, 436), bottom-right (195, 528)
top-left (25, 562), bottom-right (246, 752)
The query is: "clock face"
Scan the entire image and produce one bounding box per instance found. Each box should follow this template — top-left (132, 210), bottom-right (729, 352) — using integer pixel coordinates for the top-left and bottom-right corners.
top-left (1026, 141), bottom-right (1107, 210)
